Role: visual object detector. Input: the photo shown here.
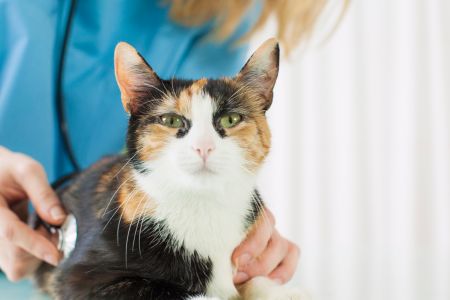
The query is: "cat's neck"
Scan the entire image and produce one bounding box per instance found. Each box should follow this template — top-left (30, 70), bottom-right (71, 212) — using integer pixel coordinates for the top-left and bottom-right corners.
top-left (131, 167), bottom-right (257, 257)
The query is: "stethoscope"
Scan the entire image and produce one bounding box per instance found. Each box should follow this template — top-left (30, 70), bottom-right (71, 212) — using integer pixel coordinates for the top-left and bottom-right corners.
top-left (39, 0), bottom-right (79, 258)
top-left (56, 0), bottom-right (81, 172)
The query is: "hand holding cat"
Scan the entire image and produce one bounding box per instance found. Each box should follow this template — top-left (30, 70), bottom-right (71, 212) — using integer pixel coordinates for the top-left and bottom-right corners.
top-left (0, 146), bottom-right (65, 281)
top-left (232, 208), bottom-right (300, 285)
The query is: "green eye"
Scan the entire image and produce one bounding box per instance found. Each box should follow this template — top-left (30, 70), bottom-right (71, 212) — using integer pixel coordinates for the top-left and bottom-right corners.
top-left (220, 113), bottom-right (242, 128)
top-left (161, 114), bottom-right (183, 128)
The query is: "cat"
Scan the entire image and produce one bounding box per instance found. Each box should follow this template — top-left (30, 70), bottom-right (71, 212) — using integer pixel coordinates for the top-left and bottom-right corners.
top-left (33, 38), bottom-right (305, 300)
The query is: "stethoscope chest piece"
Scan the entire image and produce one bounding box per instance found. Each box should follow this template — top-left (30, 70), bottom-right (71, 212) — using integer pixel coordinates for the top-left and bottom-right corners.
top-left (56, 214), bottom-right (78, 259)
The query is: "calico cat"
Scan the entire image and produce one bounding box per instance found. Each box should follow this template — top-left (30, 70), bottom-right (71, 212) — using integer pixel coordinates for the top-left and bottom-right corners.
top-left (34, 38), bottom-right (305, 299)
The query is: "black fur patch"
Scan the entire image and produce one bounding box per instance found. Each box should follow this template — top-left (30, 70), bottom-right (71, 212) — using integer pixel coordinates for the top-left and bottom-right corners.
top-left (245, 190), bottom-right (264, 229)
top-left (160, 79), bottom-right (195, 98)
top-left (204, 79), bottom-right (259, 138)
top-left (126, 115), bottom-right (149, 174)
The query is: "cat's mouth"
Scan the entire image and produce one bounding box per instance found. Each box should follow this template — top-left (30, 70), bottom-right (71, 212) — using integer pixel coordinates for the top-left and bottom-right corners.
top-left (192, 165), bottom-right (216, 176)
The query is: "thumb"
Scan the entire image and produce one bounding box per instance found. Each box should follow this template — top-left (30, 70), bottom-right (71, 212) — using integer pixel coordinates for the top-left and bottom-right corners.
top-left (12, 158), bottom-right (66, 225)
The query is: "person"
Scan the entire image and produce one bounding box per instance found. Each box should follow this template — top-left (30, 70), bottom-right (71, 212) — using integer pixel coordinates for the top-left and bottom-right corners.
top-left (0, 0), bottom-right (324, 286)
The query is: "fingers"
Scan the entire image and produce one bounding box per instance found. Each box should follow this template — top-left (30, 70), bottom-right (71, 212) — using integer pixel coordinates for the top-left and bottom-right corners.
top-left (0, 198), bottom-right (60, 267)
top-left (0, 241), bottom-right (42, 282)
top-left (233, 208), bottom-right (275, 265)
top-left (232, 207), bottom-right (301, 285)
top-left (0, 149), bottom-right (63, 282)
top-left (232, 208), bottom-right (275, 284)
top-left (240, 230), bottom-right (289, 280)
top-left (11, 153), bottom-right (66, 225)
top-left (268, 242), bottom-right (300, 284)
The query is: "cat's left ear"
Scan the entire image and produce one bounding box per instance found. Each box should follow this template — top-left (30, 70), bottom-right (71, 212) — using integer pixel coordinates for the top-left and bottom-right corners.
top-left (236, 38), bottom-right (280, 111)
top-left (114, 42), bottom-right (161, 114)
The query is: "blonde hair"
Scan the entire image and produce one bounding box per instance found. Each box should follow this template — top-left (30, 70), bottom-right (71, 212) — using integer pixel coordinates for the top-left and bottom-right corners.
top-left (167, 0), bottom-right (344, 54)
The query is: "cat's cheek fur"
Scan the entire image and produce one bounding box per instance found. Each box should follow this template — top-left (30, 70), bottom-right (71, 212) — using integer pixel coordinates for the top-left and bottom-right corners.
top-left (225, 116), bottom-right (271, 172)
top-left (137, 124), bottom-right (177, 162)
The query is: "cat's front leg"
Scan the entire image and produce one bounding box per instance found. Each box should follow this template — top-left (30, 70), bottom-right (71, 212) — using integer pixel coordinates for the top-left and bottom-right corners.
top-left (238, 276), bottom-right (310, 300)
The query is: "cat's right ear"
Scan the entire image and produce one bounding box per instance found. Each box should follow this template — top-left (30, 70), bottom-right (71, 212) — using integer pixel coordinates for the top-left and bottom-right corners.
top-left (235, 38), bottom-right (279, 111)
top-left (114, 42), bottom-right (161, 114)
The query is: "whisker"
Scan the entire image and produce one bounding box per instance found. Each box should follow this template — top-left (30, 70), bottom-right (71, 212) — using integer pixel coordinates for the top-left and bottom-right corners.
top-left (102, 146), bottom-right (146, 217)
top-left (102, 176), bottom-right (132, 218)
top-left (131, 195), bottom-right (148, 253)
top-left (112, 146), bottom-right (144, 179)
top-left (170, 75), bottom-right (177, 97)
top-left (102, 187), bottom-right (138, 233)
top-left (114, 188), bottom-right (139, 245)
top-left (138, 214), bottom-right (146, 257)
top-left (125, 193), bottom-right (147, 268)
top-left (142, 83), bottom-right (169, 98)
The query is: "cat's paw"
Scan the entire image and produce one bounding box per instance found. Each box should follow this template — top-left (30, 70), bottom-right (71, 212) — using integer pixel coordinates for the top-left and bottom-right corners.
top-left (239, 276), bottom-right (310, 300)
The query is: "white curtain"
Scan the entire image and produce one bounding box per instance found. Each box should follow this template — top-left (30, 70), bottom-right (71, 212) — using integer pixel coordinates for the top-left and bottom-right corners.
top-left (255, 1), bottom-right (450, 300)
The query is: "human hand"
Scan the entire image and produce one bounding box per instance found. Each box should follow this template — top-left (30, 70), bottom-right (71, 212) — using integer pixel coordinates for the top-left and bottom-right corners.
top-left (232, 207), bottom-right (300, 285)
top-left (0, 146), bottom-right (66, 281)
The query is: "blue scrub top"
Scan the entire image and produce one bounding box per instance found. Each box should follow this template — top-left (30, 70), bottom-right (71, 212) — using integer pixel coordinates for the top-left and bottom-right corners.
top-left (0, 0), bottom-right (259, 182)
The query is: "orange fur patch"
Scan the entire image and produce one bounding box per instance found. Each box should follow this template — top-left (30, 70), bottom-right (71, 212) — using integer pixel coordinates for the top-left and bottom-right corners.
top-left (115, 169), bottom-right (157, 223)
top-left (137, 123), bottom-right (177, 162)
top-left (175, 79), bottom-right (208, 117)
top-left (176, 90), bottom-right (193, 117)
top-left (117, 182), bottom-right (156, 224)
top-left (227, 114), bottom-right (271, 172)
top-left (153, 79), bottom-right (207, 118)
top-left (95, 162), bottom-right (121, 194)
top-left (190, 78), bottom-right (207, 93)
top-left (95, 163), bottom-right (156, 222)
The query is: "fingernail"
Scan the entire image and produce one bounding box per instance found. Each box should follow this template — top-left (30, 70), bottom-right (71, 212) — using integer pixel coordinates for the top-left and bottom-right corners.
top-left (50, 206), bottom-right (66, 221)
top-left (44, 254), bottom-right (58, 266)
top-left (234, 272), bottom-right (249, 284)
top-left (238, 253), bottom-right (252, 268)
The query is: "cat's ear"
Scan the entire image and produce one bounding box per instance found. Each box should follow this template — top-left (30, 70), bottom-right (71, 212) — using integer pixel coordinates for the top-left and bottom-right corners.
top-left (114, 42), bottom-right (161, 114)
top-left (236, 38), bottom-right (279, 111)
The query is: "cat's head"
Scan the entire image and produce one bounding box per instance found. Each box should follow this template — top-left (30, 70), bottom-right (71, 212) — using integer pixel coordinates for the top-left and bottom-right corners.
top-left (114, 39), bottom-right (279, 189)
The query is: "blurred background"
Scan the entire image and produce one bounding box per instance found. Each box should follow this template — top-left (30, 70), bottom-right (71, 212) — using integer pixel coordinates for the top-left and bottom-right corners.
top-left (258, 0), bottom-right (450, 300)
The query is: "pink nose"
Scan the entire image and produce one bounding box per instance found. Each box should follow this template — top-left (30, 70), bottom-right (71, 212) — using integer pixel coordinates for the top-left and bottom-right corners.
top-left (192, 143), bottom-right (215, 161)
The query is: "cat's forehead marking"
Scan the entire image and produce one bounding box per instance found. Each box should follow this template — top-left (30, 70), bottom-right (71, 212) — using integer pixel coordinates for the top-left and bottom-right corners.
top-left (190, 91), bottom-right (215, 123)
top-left (176, 90), bottom-right (192, 117)
top-left (174, 79), bottom-right (209, 118)
top-left (190, 78), bottom-right (208, 94)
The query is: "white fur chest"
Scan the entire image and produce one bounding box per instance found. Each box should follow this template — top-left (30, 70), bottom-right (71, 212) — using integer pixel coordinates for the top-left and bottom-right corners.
top-left (158, 192), bottom-right (246, 298)
top-left (135, 171), bottom-right (255, 298)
